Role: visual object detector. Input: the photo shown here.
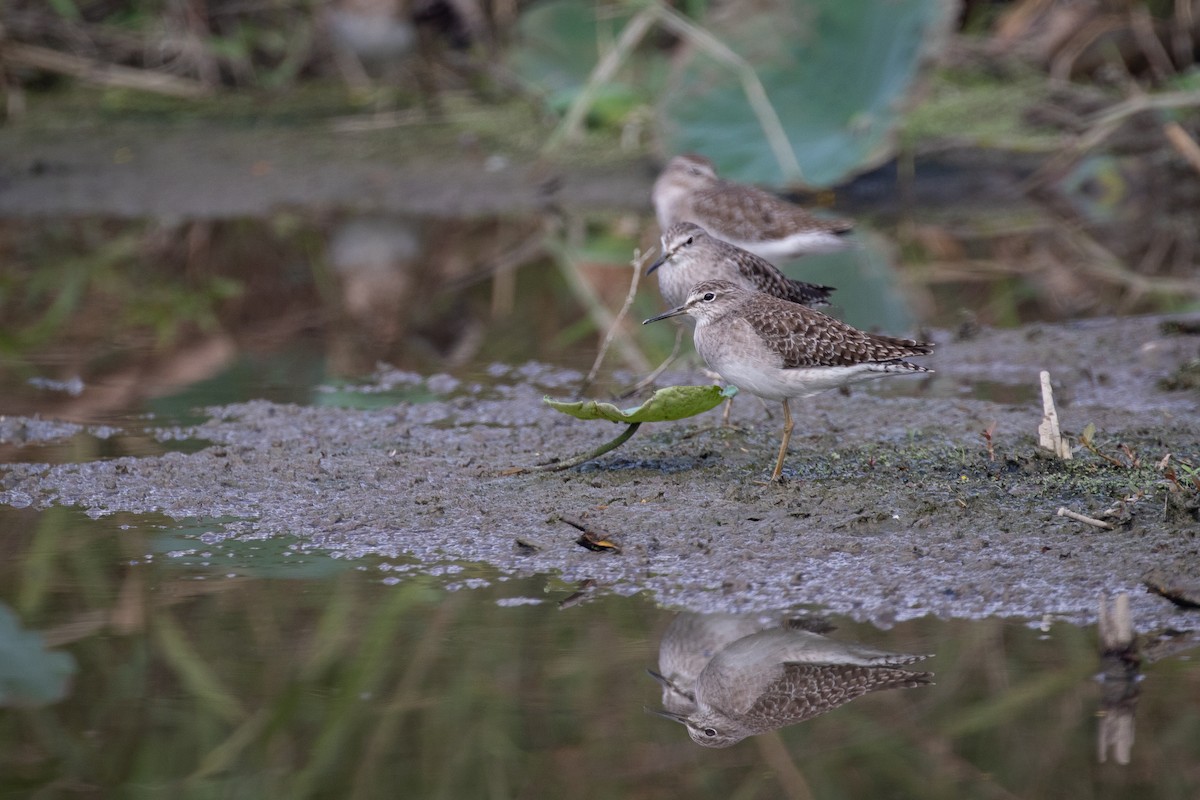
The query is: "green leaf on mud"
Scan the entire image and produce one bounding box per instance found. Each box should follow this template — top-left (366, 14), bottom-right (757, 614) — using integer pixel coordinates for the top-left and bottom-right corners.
top-left (544, 384), bottom-right (736, 424)
top-left (1082, 422), bottom-right (1097, 446)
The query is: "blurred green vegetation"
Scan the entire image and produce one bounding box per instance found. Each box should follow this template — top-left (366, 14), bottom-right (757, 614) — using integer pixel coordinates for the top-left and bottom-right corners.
top-left (0, 602), bottom-right (76, 707)
top-left (901, 65), bottom-right (1064, 152)
top-left (660, 0), bottom-right (956, 187)
top-left (0, 504), bottom-right (1196, 797)
top-left (0, 222), bottom-right (238, 351)
top-left (509, 0), bottom-right (957, 187)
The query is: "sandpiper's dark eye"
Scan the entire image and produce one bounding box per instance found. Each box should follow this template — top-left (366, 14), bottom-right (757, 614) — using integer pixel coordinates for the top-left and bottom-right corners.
top-left (685, 236), bottom-right (694, 246)
top-left (702, 292), bottom-right (716, 302)
top-left (703, 728), bottom-right (717, 737)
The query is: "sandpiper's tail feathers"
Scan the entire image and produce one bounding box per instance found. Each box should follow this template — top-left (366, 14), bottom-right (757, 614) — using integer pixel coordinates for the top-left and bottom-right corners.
top-left (859, 331), bottom-right (935, 365)
top-left (870, 359), bottom-right (934, 375)
top-left (778, 278), bottom-right (836, 308)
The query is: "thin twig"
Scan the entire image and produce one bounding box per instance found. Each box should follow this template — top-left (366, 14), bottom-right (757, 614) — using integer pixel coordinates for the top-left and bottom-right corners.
top-left (1057, 219), bottom-right (1200, 299)
top-left (654, 3), bottom-right (803, 183)
top-left (1128, 6), bottom-right (1175, 82)
top-left (1173, 0), bottom-right (1196, 67)
top-left (581, 245), bottom-right (655, 393)
top-left (1, 40), bottom-right (211, 98)
top-left (754, 731), bottom-right (814, 800)
top-left (546, 5), bottom-right (657, 151)
top-left (618, 325), bottom-right (683, 400)
top-left (543, 237), bottom-right (651, 375)
top-left (502, 422), bottom-right (642, 475)
top-left (1162, 120), bottom-right (1200, 177)
top-left (909, 251), bottom-right (1200, 299)
top-left (330, 109), bottom-right (435, 133)
top-left (1057, 506), bottom-right (1116, 530)
top-left (544, 2), bottom-right (804, 183)
top-left (1026, 89), bottom-right (1200, 187)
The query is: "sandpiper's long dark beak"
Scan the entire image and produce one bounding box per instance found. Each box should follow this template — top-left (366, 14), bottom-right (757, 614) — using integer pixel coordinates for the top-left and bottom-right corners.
top-left (646, 253), bottom-right (667, 274)
top-left (643, 305), bottom-right (687, 324)
top-left (646, 706), bottom-right (690, 725)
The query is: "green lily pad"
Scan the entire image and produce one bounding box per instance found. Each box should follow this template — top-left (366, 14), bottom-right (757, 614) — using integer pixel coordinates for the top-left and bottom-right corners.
top-left (545, 384), bottom-right (737, 423)
top-left (509, 1), bottom-right (632, 96)
top-left (662, 0), bottom-right (956, 188)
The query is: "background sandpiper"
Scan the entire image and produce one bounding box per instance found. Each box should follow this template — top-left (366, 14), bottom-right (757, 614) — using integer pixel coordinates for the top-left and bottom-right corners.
top-left (649, 222), bottom-right (835, 311)
top-left (652, 153), bottom-right (854, 264)
top-left (645, 280), bottom-right (934, 481)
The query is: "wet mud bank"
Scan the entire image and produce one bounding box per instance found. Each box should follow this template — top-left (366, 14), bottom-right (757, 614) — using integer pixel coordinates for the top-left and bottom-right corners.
top-left (2, 314), bottom-right (1198, 632)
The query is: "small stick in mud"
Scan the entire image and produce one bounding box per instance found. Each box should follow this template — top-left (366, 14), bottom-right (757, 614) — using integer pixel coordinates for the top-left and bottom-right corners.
top-left (1038, 371), bottom-right (1072, 460)
top-left (981, 421), bottom-right (997, 461)
top-left (499, 422), bottom-right (642, 476)
top-left (1057, 506), bottom-right (1116, 530)
top-left (559, 516), bottom-right (622, 553)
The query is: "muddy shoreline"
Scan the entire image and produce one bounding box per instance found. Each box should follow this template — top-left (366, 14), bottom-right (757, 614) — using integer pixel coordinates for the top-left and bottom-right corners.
top-left (2, 313), bottom-right (1197, 633)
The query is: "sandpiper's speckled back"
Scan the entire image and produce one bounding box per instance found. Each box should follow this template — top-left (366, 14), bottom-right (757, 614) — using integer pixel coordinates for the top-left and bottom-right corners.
top-left (653, 222), bottom-right (834, 311)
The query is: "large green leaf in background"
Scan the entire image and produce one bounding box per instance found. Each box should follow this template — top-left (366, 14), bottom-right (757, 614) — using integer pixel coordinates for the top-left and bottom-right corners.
top-left (510, 1), bottom-right (632, 95)
top-left (662, 0), bottom-right (955, 188)
top-left (509, 1), bottom-right (648, 125)
top-left (509, 0), bottom-right (955, 188)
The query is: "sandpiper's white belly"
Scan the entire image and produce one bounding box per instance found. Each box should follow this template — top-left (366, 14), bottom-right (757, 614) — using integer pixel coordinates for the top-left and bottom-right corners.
top-left (717, 360), bottom-right (887, 401)
top-left (728, 230), bottom-right (849, 263)
top-left (696, 317), bottom-right (895, 401)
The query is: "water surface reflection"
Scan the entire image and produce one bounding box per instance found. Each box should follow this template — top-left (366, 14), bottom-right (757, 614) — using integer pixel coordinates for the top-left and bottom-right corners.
top-left (651, 614), bottom-right (934, 748)
top-left (0, 505), bottom-right (1196, 798)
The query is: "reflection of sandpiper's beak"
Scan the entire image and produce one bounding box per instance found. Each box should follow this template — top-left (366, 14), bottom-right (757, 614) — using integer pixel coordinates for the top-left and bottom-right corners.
top-left (646, 706), bottom-right (690, 725)
top-left (643, 305), bottom-right (687, 325)
top-left (646, 254), bottom-right (667, 274)
top-left (645, 668), bottom-right (671, 688)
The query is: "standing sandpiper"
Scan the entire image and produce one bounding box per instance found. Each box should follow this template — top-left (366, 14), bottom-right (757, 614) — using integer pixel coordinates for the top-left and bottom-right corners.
top-left (649, 222), bottom-right (834, 311)
top-left (652, 628), bottom-right (933, 748)
top-left (644, 280), bottom-right (934, 482)
top-left (652, 154), bottom-right (853, 264)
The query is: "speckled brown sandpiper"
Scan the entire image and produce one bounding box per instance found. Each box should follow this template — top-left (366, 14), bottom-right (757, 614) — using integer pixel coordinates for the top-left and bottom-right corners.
top-left (653, 153), bottom-right (853, 264)
top-left (649, 222), bottom-right (834, 311)
top-left (644, 279), bottom-right (933, 481)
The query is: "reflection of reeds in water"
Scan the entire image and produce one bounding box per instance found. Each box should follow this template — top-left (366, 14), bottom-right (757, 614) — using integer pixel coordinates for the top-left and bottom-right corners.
top-left (3, 502), bottom-right (1199, 796)
top-left (0, 214), bottom-right (651, 416)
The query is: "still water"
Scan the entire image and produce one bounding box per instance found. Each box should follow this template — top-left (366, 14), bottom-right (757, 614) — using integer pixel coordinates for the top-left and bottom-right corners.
top-left (1, 170), bottom-right (1198, 796)
top-left (1, 503), bottom-right (1197, 798)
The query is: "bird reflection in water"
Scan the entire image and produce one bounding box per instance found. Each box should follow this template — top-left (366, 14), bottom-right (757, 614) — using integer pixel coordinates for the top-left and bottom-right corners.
top-left (649, 613), bottom-right (934, 748)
